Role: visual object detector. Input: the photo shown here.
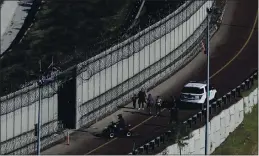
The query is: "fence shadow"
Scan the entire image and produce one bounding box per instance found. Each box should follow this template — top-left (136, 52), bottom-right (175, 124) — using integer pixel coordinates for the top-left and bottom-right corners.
top-left (124, 110), bottom-right (168, 118)
top-left (117, 106), bottom-right (135, 110)
top-left (124, 110), bottom-right (151, 117)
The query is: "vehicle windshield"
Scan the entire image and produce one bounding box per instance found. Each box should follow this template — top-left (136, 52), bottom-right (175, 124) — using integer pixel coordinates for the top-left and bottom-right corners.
top-left (181, 87), bottom-right (204, 94)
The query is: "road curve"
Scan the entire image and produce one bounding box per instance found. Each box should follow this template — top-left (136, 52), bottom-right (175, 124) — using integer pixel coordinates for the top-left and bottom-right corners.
top-left (87, 0), bottom-right (258, 154)
top-left (41, 0), bottom-right (258, 154)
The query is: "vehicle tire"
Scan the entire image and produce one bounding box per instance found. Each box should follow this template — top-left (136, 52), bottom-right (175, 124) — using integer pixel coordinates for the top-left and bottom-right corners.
top-left (109, 133), bottom-right (115, 138)
top-left (126, 131), bottom-right (132, 137)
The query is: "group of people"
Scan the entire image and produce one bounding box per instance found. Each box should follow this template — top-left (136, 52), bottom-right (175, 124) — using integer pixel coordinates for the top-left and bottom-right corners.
top-left (131, 88), bottom-right (162, 115)
top-left (131, 88), bottom-right (179, 123)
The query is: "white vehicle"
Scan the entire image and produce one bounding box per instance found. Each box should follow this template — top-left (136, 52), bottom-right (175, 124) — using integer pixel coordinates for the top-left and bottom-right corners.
top-left (179, 81), bottom-right (217, 108)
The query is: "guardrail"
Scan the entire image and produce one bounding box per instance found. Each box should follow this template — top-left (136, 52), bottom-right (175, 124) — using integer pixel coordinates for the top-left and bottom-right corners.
top-left (129, 70), bottom-right (258, 155)
top-left (0, 0), bottom-right (220, 154)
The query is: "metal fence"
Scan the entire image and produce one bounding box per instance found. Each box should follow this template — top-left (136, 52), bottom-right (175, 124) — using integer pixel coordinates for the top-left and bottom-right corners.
top-left (0, 0), bottom-right (218, 154)
top-left (77, 0), bottom-right (203, 77)
top-left (78, 18), bottom-right (210, 127)
top-left (0, 81), bottom-right (59, 155)
top-left (77, 0), bottom-right (215, 128)
top-left (75, 0), bottom-right (208, 108)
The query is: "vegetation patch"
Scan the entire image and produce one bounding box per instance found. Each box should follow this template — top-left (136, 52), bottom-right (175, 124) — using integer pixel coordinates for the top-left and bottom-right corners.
top-left (212, 79), bottom-right (258, 155)
top-left (241, 80), bottom-right (258, 97)
top-left (212, 104), bottom-right (258, 155)
top-left (0, 0), bottom-right (182, 96)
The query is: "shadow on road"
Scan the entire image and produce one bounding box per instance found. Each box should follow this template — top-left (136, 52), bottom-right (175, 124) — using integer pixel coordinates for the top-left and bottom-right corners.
top-left (117, 106), bottom-right (135, 110)
top-left (143, 123), bottom-right (169, 128)
top-left (124, 110), bottom-right (152, 117)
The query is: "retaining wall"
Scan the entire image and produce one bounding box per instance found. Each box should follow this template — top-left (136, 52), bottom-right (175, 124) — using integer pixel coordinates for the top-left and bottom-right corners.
top-left (129, 71), bottom-right (258, 155)
top-left (158, 88), bottom-right (258, 155)
top-left (0, 0), bottom-right (217, 154)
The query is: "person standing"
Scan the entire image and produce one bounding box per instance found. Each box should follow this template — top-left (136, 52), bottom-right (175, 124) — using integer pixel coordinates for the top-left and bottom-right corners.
top-left (131, 94), bottom-right (138, 109)
top-left (138, 88), bottom-right (146, 110)
top-left (174, 105), bottom-right (179, 124)
top-left (155, 96), bottom-right (162, 116)
top-left (171, 96), bottom-right (177, 108)
top-left (146, 93), bottom-right (154, 115)
top-left (169, 96), bottom-right (177, 124)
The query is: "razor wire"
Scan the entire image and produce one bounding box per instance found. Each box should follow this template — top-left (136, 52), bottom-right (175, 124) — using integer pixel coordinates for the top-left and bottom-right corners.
top-left (76, 0), bottom-right (205, 78)
top-left (0, 0), bottom-right (204, 114)
top-left (0, 0), bottom-right (217, 154)
top-left (0, 82), bottom-right (58, 116)
top-left (78, 16), bottom-right (214, 127)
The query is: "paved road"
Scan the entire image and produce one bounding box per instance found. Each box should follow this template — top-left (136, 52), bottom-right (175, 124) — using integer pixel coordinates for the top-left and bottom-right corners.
top-left (42, 0), bottom-right (258, 154)
top-left (1, 0), bottom-right (34, 54)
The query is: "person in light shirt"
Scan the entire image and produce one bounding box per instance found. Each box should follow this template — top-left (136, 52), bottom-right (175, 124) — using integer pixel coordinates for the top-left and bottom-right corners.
top-left (155, 96), bottom-right (162, 116)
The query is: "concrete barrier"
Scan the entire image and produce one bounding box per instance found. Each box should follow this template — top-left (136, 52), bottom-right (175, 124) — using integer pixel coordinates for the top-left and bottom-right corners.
top-left (0, 0), bottom-right (219, 154)
top-left (157, 94), bottom-right (255, 155)
top-left (130, 71), bottom-right (258, 155)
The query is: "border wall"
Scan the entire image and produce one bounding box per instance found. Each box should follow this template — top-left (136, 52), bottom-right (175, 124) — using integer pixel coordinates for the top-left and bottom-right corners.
top-left (0, 0), bottom-right (219, 154)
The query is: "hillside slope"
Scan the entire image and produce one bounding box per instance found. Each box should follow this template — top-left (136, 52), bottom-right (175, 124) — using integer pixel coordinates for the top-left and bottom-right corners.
top-left (0, 0), bottom-right (182, 96)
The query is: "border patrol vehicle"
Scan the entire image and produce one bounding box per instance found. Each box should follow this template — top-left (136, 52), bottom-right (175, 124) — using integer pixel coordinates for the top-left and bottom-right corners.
top-left (179, 81), bottom-right (217, 109)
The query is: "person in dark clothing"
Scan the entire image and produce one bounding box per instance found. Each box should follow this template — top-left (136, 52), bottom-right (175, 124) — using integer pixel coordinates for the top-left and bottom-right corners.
top-left (117, 114), bottom-right (125, 130)
top-left (146, 93), bottom-right (155, 115)
top-left (169, 107), bottom-right (175, 124)
top-left (174, 106), bottom-right (179, 123)
top-left (132, 94), bottom-right (138, 109)
top-left (138, 88), bottom-right (146, 110)
top-left (171, 96), bottom-right (177, 108)
top-left (155, 96), bottom-right (162, 116)
top-left (169, 96), bottom-right (178, 124)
